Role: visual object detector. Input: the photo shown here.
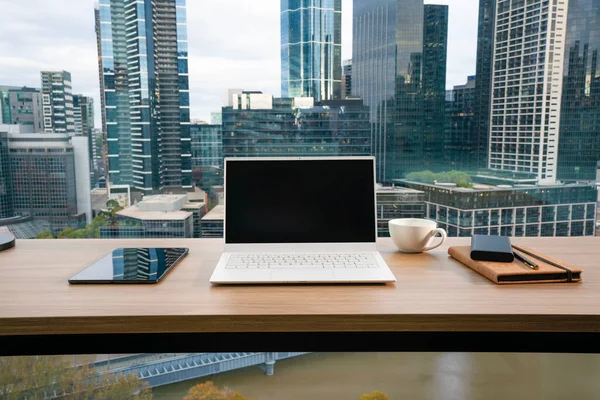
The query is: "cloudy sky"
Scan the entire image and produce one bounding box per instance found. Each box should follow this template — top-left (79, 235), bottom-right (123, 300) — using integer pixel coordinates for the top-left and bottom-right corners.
top-left (0, 0), bottom-right (478, 125)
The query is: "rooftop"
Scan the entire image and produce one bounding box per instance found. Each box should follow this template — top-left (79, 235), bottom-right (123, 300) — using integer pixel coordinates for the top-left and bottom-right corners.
top-left (141, 195), bottom-right (187, 204)
top-left (202, 205), bottom-right (224, 221)
top-left (117, 206), bottom-right (192, 222)
top-left (376, 185), bottom-right (423, 195)
top-left (396, 179), bottom-right (597, 193)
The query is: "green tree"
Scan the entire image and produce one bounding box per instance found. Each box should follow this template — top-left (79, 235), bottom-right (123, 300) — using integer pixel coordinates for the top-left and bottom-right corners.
top-left (67, 229), bottom-right (89, 239)
top-left (102, 200), bottom-right (124, 226)
top-left (184, 381), bottom-right (249, 400)
top-left (36, 231), bottom-right (55, 239)
top-left (87, 215), bottom-right (108, 238)
top-left (0, 356), bottom-right (151, 399)
top-left (57, 228), bottom-right (76, 239)
top-left (359, 391), bottom-right (390, 400)
top-left (406, 170), bottom-right (473, 188)
top-left (54, 213), bottom-right (111, 240)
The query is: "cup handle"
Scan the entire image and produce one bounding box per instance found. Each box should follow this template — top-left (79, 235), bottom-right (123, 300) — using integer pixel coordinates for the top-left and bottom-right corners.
top-left (423, 228), bottom-right (447, 252)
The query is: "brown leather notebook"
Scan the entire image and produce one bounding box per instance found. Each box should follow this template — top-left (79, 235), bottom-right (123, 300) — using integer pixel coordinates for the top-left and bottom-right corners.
top-left (448, 245), bottom-right (583, 284)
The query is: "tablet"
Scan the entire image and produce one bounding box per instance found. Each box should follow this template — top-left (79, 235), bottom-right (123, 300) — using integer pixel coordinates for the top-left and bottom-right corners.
top-left (68, 248), bottom-right (189, 284)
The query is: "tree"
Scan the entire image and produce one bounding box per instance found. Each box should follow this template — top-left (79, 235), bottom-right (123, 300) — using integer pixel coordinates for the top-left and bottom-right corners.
top-left (102, 200), bottom-right (124, 226)
top-left (95, 372), bottom-right (152, 400)
top-left (0, 356), bottom-right (151, 399)
top-left (57, 228), bottom-right (76, 239)
top-left (406, 170), bottom-right (473, 188)
top-left (359, 391), bottom-right (390, 400)
top-left (184, 381), bottom-right (249, 400)
top-left (36, 231), bottom-right (55, 239)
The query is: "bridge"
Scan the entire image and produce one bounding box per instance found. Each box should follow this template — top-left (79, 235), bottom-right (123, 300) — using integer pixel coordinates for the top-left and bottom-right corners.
top-left (91, 352), bottom-right (309, 388)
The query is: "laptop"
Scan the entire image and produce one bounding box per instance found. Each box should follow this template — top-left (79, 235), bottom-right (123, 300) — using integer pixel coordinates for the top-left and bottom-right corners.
top-left (209, 157), bottom-right (397, 284)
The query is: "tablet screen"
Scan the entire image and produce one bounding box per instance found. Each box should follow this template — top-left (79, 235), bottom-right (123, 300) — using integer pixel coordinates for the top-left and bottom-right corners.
top-left (69, 248), bottom-right (189, 284)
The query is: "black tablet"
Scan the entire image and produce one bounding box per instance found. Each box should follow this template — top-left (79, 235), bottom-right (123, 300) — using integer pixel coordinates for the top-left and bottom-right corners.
top-left (68, 248), bottom-right (189, 284)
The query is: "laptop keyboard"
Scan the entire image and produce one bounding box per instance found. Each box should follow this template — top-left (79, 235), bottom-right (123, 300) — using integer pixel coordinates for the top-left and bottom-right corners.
top-left (226, 253), bottom-right (379, 269)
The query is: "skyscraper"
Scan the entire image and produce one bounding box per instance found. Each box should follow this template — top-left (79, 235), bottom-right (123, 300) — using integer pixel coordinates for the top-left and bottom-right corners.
top-left (97, 0), bottom-right (192, 193)
top-left (40, 71), bottom-right (75, 133)
top-left (73, 94), bottom-right (96, 178)
top-left (422, 4), bottom-right (449, 172)
top-left (0, 131), bottom-right (13, 220)
top-left (94, 5), bottom-right (108, 138)
top-left (473, 0), bottom-right (496, 170)
top-left (281, 0), bottom-right (342, 101)
top-left (445, 76), bottom-right (476, 170)
top-left (190, 123), bottom-right (223, 190)
top-left (487, 0), bottom-right (569, 183)
top-left (342, 59), bottom-right (352, 99)
top-left (353, 0), bottom-right (447, 181)
top-left (557, 0), bottom-right (600, 182)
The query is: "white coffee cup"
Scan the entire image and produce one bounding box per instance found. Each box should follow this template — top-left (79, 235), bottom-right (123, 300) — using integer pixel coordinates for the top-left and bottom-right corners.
top-left (388, 219), bottom-right (447, 253)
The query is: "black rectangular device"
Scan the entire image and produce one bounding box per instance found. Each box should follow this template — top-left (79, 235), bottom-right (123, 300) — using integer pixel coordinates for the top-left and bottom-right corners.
top-left (225, 158), bottom-right (377, 245)
top-left (470, 235), bottom-right (515, 263)
top-left (68, 248), bottom-right (189, 284)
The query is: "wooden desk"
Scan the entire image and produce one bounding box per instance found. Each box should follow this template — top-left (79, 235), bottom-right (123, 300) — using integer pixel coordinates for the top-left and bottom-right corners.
top-left (1, 238), bottom-right (599, 355)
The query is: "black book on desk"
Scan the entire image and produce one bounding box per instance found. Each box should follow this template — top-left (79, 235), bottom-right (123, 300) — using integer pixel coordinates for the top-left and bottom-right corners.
top-left (470, 235), bottom-right (514, 263)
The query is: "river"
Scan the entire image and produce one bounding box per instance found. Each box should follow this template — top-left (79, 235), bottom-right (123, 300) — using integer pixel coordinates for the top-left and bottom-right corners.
top-left (151, 352), bottom-right (600, 400)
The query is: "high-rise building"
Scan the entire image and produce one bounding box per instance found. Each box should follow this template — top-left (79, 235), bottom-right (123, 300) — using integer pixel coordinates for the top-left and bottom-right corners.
top-left (353, 0), bottom-right (448, 181)
top-left (445, 76), bottom-right (476, 170)
top-left (97, 0), bottom-right (192, 193)
top-left (487, 0), bottom-right (569, 184)
top-left (94, 6), bottom-right (108, 139)
top-left (72, 95), bottom-right (96, 174)
top-left (0, 130), bottom-right (13, 220)
top-left (557, 0), bottom-right (600, 182)
top-left (190, 124), bottom-right (223, 190)
top-left (40, 71), bottom-right (75, 133)
top-left (222, 93), bottom-right (371, 159)
top-left (342, 59), bottom-right (352, 98)
top-left (280, 0), bottom-right (342, 101)
top-left (0, 86), bottom-right (44, 132)
top-left (473, 0), bottom-right (496, 170)
top-left (5, 131), bottom-right (91, 234)
top-left (422, 4), bottom-right (449, 172)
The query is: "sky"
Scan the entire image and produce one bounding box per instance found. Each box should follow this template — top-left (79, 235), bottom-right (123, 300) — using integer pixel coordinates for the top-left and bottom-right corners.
top-left (0, 0), bottom-right (478, 126)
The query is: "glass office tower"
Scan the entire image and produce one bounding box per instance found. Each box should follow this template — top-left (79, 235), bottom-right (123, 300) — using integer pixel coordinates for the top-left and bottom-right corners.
top-left (97, 0), bottom-right (191, 193)
top-left (222, 96), bottom-right (371, 158)
top-left (474, 0), bottom-right (496, 170)
top-left (445, 76), bottom-right (476, 170)
top-left (0, 132), bottom-right (13, 220)
top-left (422, 5), bottom-right (449, 172)
top-left (281, 0), bottom-right (342, 101)
top-left (557, 0), bottom-right (600, 182)
top-left (190, 124), bottom-right (224, 190)
top-left (353, 0), bottom-right (447, 181)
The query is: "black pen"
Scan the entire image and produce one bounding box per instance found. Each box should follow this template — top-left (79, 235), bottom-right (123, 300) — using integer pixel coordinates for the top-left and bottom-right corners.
top-left (512, 248), bottom-right (539, 270)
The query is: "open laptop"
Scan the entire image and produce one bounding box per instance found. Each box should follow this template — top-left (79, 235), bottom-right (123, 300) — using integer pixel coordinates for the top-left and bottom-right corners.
top-left (209, 157), bottom-right (397, 284)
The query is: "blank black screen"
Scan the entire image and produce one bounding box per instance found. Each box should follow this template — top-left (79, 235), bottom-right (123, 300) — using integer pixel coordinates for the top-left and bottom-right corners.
top-left (225, 159), bottom-right (376, 244)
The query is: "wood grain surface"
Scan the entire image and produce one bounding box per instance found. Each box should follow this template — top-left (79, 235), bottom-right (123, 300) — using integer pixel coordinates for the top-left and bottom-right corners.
top-left (1, 238), bottom-right (599, 336)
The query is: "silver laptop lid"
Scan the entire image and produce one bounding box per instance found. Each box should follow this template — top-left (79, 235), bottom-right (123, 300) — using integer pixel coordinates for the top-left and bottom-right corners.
top-left (224, 157), bottom-right (377, 246)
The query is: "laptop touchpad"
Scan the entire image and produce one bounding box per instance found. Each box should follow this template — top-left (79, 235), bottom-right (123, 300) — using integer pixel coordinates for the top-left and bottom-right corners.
top-left (270, 269), bottom-right (334, 282)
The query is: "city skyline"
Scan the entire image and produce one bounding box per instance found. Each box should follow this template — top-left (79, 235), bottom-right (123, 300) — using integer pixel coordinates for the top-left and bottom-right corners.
top-left (0, 0), bottom-right (478, 125)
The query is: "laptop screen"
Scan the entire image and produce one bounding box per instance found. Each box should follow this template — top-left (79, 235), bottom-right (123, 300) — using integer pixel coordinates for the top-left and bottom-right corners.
top-left (225, 158), bottom-right (377, 244)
